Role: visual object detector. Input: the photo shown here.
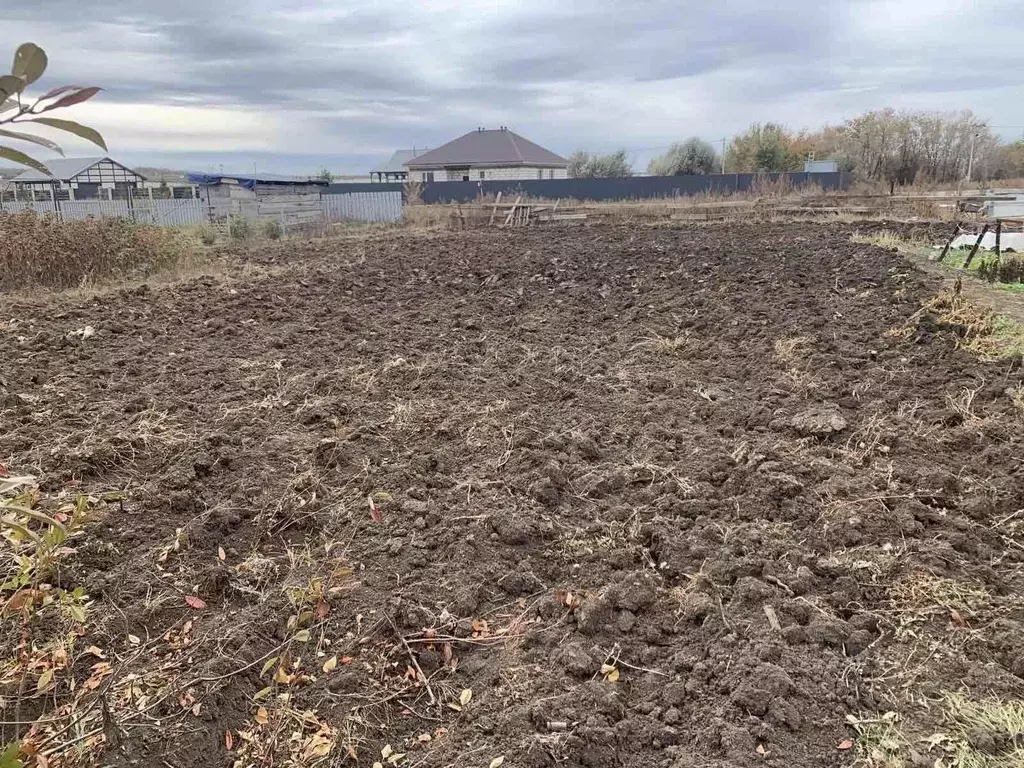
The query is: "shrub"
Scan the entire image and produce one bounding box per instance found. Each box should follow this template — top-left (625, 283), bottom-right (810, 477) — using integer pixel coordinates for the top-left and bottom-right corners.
top-left (197, 225), bottom-right (217, 245)
top-left (262, 218), bottom-right (283, 240)
top-left (228, 215), bottom-right (251, 240)
top-left (0, 210), bottom-right (191, 291)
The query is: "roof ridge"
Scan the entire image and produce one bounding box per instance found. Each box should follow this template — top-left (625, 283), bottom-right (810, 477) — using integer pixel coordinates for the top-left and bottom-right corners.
top-left (506, 130), bottom-right (524, 164)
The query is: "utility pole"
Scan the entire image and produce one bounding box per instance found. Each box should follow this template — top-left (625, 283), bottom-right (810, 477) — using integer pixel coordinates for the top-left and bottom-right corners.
top-left (720, 137), bottom-right (727, 174)
top-left (965, 131), bottom-right (979, 184)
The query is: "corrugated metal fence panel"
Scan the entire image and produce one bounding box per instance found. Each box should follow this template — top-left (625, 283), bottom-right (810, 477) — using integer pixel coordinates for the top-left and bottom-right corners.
top-left (324, 172), bottom-right (852, 204)
top-left (136, 199), bottom-right (208, 226)
top-left (0, 201), bottom-right (58, 215)
top-left (322, 191), bottom-right (402, 222)
top-left (0, 199), bottom-right (207, 226)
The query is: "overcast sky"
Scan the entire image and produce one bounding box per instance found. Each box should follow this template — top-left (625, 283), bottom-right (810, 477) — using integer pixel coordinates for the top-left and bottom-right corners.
top-left (3, 0), bottom-right (1023, 175)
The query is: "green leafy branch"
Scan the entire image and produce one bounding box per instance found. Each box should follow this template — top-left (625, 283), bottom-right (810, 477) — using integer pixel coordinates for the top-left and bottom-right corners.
top-left (0, 42), bottom-right (106, 175)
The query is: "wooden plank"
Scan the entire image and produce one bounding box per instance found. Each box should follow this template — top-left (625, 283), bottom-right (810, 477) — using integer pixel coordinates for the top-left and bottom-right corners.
top-left (488, 190), bottom-right (502, 226)
top-left (503, 196), bottom-right (522, 227)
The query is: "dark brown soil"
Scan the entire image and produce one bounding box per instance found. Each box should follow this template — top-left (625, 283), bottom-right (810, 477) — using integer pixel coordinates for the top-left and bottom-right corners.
top-left (2, 222), bottom-right (1023, 768)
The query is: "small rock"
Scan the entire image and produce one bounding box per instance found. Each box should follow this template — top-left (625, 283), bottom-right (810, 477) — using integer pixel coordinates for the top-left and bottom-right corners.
top-left (413, 516), bottom-right (427, 530)
top-left (404, 500), bottom-right (429, 515)
top-left (790, 406), bottom-right (848, 437)
top-left (555, 643), bottom-right (595, 678)
top-left (662, 707), bottom-right (681, 724)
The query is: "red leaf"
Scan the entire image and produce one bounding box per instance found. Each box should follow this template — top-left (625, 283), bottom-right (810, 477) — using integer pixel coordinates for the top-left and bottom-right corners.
top-left (225, 730), bottom-right (234, 750)
top-left (0, 463), bottom-right (8, 477)
top-left (315, 599), bottom-right (331, 619)
top-left (39, 87), bottom-right (102, 112)
top-left (950, 609), bottom-right (968, 628)
top-left (368, 497), bottom-right (382, 522)
top-left (837, 739), bottom-right (854, 751)
top-left (185, 595), bottom-right (207, 610)
top-left (340, 656), bottom-right (354, 665)
top-left (36, 85), bottom-right (85, 102)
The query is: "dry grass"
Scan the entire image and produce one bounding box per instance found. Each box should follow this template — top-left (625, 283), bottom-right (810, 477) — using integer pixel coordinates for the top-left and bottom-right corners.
top-left (0, 210), bottom-right (201, 291)
top-left (897, 284), bottom-right (1024, 361)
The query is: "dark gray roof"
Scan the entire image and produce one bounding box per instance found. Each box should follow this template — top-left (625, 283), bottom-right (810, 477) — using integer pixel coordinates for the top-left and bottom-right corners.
top-left (405, 129), bottom-right (567, 169)
top-left (372, 149), bottom-right (427, 174)
top-left (12, 156), bottom-right (144, 182)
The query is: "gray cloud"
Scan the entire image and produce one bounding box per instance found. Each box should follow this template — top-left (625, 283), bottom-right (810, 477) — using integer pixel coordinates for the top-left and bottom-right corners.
top-left (2, 0), bottom-right (1022, 175)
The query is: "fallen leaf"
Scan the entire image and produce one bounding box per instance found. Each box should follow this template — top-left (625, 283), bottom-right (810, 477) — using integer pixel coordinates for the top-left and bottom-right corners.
top-left (387, 753), bottom-right (405, 765)
top-left (369, 496), bottom-right (382, 522)
top-left (184, 595), bottom-right (206, 610)
top-left (950, 609), bottom-right (967, 627)
top-left (254, 707), bottom-right (269, 725)
top-left (260, 656), bottom-right (279, 677)
top-left (218, 546), bottom-right (226, 562)
top-left (381, 745), bottom-right (394, 759)
top-left (191, 703), bottom-right (202, 716)
top-left (346, 744), bottom-right (358, 761)
top-left (295, 629), bottom-right (311, 642)
top-left (37, 668), bottom-right (55, 693)
top-left (128, 634), bottom-right (141, 646)
top-left (460, 688), bottom-right (473, 706)
top-left (490, 757), bottom-right (505, 768)
top-left (838, 739), bottom-right (854, 750)
top-left (315, 599), bottom-right (331, 619)
top-left (447, 703), bottom-right (462, 712)
top-left (600, 663), bottom-right (620, 682)
top-left (274, 665), bottom-right (293, 685)
top-left (225, 731), bottom-right (234, 750)
top-left (323, 656), bottom-right (338, 673)
top-left (253, 686), bottom-right (273, 701)
top-left (417, 733), bottom-right (432, 743)
top-left (86, 645), bottom-right (106, 659)
top-left (340, 656), bottom-right (354, 664)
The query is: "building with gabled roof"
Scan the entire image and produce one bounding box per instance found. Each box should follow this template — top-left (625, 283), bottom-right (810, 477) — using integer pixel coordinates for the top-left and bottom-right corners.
top-left (405, 127), bottom-right (568, 182)
top-left (11, 156), bottom-right (146, 199)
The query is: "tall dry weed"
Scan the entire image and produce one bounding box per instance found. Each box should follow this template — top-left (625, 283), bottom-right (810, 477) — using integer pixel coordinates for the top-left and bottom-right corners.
top-left (0, 210), bottom-right (191, 291)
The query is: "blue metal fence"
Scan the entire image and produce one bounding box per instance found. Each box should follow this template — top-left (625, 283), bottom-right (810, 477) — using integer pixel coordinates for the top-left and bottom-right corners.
top-left (324, 172), bottom-right (850, 204)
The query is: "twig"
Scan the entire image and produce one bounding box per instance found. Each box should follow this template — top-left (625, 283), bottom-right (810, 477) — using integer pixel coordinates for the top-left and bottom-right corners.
top-left (385, 613), bottom-right (436, 706)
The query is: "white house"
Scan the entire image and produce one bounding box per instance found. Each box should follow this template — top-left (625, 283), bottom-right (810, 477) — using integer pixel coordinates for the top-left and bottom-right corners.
top-left (405, 128), bottom-right (569, 182)
top-left (11, 156), bottom-right (145, 200)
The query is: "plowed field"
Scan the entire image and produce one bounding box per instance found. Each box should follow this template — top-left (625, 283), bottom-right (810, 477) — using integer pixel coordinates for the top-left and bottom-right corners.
top-left (2, 222), bottom-right (1022, 768)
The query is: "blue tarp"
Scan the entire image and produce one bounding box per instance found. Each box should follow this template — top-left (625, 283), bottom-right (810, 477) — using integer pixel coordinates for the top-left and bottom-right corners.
top-left (186, 172), bottom-right (327, 190)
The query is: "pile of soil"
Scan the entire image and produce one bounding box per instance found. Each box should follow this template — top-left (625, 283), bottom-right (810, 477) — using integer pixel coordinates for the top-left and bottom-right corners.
top-left (1, 221), bottom-right (1022, 768)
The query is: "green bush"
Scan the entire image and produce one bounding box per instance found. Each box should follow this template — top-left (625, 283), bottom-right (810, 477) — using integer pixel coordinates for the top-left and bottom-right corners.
top-left (262, 219), bottom-right (283, 240)
top-left (228, 215), bottom-right (251, 241)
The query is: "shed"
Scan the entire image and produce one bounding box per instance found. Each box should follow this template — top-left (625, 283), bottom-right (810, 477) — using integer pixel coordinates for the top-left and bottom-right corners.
top-left (11, 156), bottom-right (146, 200)
top-left (804, 160), bottom-right (839, 173)
top-left (370, 149), bottom-right (428, 183)
top-left (187, 171), bottom-right (328, 225)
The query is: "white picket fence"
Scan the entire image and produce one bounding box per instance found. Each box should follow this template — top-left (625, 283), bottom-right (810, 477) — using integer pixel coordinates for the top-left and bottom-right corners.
top-left (0, 191), bottom-right (403, 227)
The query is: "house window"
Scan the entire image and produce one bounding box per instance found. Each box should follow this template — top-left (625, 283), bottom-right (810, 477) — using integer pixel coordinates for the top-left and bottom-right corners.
top-left (479, 170), bottom-right (485, 180)
top-left (537, 169), bottom-right (543, 179)
top-left (425, 172), bottom-right (434, 182)
top-left (549, 170), bottom-right (555, 179)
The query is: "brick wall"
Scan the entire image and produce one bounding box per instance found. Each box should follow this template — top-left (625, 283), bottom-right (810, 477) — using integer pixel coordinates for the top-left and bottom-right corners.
top-left (411, 166), bottom-right (567, 182)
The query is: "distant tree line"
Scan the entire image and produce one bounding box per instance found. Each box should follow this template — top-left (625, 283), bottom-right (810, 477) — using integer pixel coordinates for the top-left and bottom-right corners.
top-left (568, 108), bottom-right (1024, 184)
